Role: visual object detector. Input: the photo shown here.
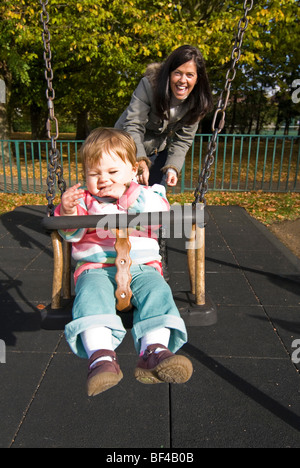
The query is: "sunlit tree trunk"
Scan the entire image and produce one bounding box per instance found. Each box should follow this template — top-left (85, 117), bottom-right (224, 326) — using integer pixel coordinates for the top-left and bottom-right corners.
top-left (0, 79), bottom-right (10, 163)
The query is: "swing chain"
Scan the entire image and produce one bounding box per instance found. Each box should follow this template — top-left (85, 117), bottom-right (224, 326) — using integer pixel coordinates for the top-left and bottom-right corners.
top-left (193, 0), bottom-right (253, 206)
top-left (40, 0), bottom-right (66, 216)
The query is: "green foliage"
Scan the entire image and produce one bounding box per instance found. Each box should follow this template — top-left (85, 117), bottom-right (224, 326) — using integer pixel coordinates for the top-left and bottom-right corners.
top-left (0, 0), bottom-right (299, 135)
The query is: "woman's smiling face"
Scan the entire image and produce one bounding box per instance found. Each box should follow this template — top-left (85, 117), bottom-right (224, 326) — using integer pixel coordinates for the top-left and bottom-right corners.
top-left (169, 59), bottom-right (198, 101)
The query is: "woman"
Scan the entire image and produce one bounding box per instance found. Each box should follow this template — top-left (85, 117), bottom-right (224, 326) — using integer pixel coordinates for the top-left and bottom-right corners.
top-left (115, 45), bottom-right (213, 187)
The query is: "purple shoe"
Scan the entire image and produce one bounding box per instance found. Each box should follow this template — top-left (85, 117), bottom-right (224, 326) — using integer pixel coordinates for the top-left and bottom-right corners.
top-left (87, 349), bottom-right (123, 396)
top-left (134, 344), bottom-right (193, 385)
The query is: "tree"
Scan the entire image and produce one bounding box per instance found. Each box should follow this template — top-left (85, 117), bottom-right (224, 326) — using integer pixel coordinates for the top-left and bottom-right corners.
top-left (0, 0), bottom-right (299, 139)
top-left (0, 78), bottom-right (10, 162)
top-left (0, 1), bottom-right (48, 139)
top-left (230, 0), bottom-right (300, 133)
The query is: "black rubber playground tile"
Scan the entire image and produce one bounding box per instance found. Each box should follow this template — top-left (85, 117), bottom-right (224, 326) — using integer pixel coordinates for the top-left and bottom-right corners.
top-left (0, 204), bottom-right (299, 448)
top-left (10, 353), bottom-right (171, 449)
top-left (0, 352), bottom-right (54, 449)
top-left (186, 305), bottom-right (290, 359)
top-left (170, 353), bottom-right (300, 448)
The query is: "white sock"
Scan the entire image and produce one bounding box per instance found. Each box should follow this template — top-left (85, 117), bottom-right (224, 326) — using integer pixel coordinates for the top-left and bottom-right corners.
top-left (140, 328), bottom-right (171, 355)
top-left (81, 326), bottom-right (114, 366)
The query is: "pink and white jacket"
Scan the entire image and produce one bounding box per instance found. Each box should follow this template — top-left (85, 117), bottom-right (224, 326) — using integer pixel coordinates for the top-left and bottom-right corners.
top-left (54, 182), bottom-right (169, 284)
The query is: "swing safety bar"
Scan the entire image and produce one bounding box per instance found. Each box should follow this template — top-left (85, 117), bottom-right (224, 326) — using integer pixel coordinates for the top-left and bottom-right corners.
top-left (42, 204), bottom-right (206, 232)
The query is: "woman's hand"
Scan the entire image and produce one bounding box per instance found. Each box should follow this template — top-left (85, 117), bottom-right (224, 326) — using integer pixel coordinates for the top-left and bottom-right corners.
top-left (166, 170), bottom-right (178, 187)
top-left (61, 183), bottom-right (85, 215)
top-left (137, 160), bottom-right (150, 186)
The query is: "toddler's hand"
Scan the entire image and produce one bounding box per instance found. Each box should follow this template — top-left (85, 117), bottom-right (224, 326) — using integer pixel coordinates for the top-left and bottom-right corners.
top-left (97, 183), bottom-right (127, 199)
top-left (60, 183), bottom-right (85, 215)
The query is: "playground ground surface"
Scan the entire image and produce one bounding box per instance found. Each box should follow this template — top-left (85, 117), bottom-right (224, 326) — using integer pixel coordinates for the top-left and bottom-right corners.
top-left (0, 204), bottom-right (299, 449)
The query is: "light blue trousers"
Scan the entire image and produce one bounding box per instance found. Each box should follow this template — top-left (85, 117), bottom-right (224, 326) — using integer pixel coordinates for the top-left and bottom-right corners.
top-left (65, 265), bottom-right (188, 359)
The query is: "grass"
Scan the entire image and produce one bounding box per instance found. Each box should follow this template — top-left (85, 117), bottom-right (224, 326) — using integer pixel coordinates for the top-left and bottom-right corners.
top-left (0, 191), bottom-right (299, 226)
top-left (168, 191), bottom-right (300, 225)
top-left (0, 193), bottom-right (47, 216)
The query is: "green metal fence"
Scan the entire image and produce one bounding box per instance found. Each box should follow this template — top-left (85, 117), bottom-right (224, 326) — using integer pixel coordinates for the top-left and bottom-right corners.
top-left (181, 134), bottom-right (300, 193)
top-left (0, 134), bottom-right (299, 195)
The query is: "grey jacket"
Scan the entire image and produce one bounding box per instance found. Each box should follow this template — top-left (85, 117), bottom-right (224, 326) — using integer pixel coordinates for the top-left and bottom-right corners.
top-left (114, 65), bottom-right (199, 174)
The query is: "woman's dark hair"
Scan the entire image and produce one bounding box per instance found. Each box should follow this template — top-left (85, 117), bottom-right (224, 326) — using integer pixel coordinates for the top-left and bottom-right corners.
top-left (154, 45), bottom-right (213, 125)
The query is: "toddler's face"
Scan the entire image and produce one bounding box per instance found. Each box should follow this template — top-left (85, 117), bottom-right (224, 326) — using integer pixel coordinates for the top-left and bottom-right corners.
top-left (85, 150), bottom-right (137, 196)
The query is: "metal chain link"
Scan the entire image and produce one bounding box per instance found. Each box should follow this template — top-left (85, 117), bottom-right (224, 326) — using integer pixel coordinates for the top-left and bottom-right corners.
top-left (40, 0), bottom-right (66, 216)
top-left (194, 0), bottom-right (254, 206)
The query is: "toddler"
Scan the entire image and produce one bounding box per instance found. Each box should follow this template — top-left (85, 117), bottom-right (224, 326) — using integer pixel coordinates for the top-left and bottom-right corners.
top-left (55, 128), bottom-right (193, 396)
